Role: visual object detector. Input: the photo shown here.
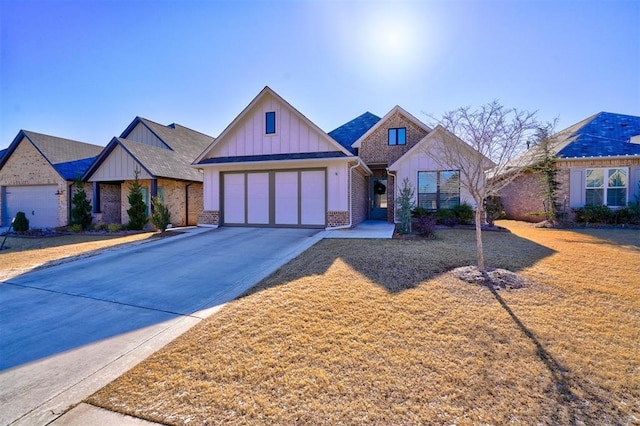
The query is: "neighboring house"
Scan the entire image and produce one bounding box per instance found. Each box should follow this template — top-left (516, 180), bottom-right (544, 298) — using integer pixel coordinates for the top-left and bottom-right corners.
top-left (500, 112), bottom-right (640, 221)
top-left (193, 86), bottom-right (489, 229)
top-left (0, 130), bottom-right (103, 228)
top-left (84, 117), bottom-right (214, 227)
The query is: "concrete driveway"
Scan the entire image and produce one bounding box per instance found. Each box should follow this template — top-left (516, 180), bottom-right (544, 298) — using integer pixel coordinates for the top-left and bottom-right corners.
top-left (0, 227), bottom-right (323, 426)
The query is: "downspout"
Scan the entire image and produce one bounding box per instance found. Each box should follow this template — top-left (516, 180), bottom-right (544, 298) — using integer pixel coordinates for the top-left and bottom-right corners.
top-left (329, 159), bottom-right (363, 230)
top-left (386, 168), bottom-right (397, 223)
top-left (185, 182), bottom-right (193, 226)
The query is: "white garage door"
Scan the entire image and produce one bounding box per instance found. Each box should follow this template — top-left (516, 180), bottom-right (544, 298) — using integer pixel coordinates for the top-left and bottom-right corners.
top-left (223, 170), bottom-right (326, 227)
top-left (4, 185), bottom-right (59, 229)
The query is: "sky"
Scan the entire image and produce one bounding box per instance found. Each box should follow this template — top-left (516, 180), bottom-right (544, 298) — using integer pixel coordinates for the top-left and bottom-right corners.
top-left (1, 0), bottom-right (639, 149)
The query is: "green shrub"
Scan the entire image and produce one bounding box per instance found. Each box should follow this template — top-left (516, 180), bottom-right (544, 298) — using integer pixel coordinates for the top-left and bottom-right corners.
top-left (70, 176), bottom-right (93, 230)
top-left (484, 196), bottom-right (505, 226)
top-left (127, 170), bottom-right (148, 231)
top-left (574, 205), bottom-right (612, 224)
top-left (13, 211), bottom-right (29, 232)
top-left (69, 223), bottom-right (83, 232)
top-left (411, 206), bottom-right (429, 218)
top-left (451, 203), bottom-right (474, 225)
top-left (94, 223), bottom-right (108, 232)
top-left (108, 223), bottom-right (124, 233)
top-left (151, 195), bottom-right (171, 232)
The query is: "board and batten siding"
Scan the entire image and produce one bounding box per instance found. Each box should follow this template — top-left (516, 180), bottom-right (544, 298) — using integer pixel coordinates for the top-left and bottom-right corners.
top-left (125, 123), bottom-right (170, 149)
top-left (202, 161), bottom-right (349, 213)
top-left (209, 95), bottom-right (341, 158)
top-left (90, 145), bottom-right (152, 181)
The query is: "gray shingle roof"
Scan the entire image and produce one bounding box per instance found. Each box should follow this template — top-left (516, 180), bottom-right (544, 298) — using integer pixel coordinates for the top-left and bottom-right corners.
top-left (198, 151), bottom-right (348, 165)
top-left (113, 117), bottom-right (214, 181)
top-left (0, 130), bottom-right (103, 180)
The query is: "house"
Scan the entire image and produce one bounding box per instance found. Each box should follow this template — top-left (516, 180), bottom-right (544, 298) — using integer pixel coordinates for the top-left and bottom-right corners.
top-left (83, 117), bottom-right (214, 227)
top-left (0, 130), bottom-right (103, 228)
top-left (194, 86), bottom-right (489, 229)
top-left (500, 112), bottom-right (640, 221)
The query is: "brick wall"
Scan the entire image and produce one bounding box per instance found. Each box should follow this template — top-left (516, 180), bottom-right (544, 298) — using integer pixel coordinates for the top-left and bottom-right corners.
top-left (198, 210), bottom-right (219, 225)
top-left (327, 211), bottom-right (349, 227)
top-left (0, 138), bottom-right (69, 227)
top-left (358, 110), bottom-right (429, 166)
top-left (351, 168), bottom-right (368, 226)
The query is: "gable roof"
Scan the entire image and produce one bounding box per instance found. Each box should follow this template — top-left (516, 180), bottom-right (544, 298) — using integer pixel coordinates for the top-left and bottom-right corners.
top-left (554, 112), bottom-right (640, 159)
top-left (121, 117), bottom-right (214, 161)
top-left (194, 86), bottom-right (353, 164)
top-left (388, 125), bottom-right (495, 171)
top-left (85, 117), bottom-right (214, 181)
top-left (0, 130), bottom-right (103, 180)
top-left (351, 106), bottom-right (431, 148)
top-left (328, 112), bottom-right (381, 153)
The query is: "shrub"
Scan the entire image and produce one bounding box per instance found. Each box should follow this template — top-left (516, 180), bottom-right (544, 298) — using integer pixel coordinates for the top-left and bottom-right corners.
top-left (411, 206), bottom-right (429, 218)
top-left (434, 208), bottom-right (456, 226)
top-left (484, 196), bottom-right (505, 226)
top-left (108, 224), bottom-right (124, 233)
top-left (151, 195), bottom-right (171, 232)
top-left (69, 223), bottom-right (83, 233)
top-left (574, 205), bottom-right (612, 225)
top-left (127, 170), bottom-right (148, 231)
top-left (451, 203), bottom-right (474, 225)
top-left (414, 214), bottom-right (436, 237)
top-left (94, 223), bottom-right (108, 232)
top-left (13, 211), bottom-right (29, 232)
top-left (395, 178), bottom-right (416, 234)
top-left (70, 177), bottom-right (93, 230)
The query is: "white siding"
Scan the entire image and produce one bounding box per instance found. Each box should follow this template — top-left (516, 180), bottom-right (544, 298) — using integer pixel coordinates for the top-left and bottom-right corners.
top-left (203, 169), bottom-right (220, 211)
top-left (209, 94), bottom-right (340, 159)
top-left (126, 123), bottom-right (169, 149)
top-left (90, 145), bottom-right (152, 181)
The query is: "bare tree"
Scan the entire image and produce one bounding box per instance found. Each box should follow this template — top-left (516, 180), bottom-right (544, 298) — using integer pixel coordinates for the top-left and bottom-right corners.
top-left (424, 100), bottom-right (540, 271)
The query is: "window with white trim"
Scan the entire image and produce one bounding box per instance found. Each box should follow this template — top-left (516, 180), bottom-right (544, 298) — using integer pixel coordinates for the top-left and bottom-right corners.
top-left (418, 170), bottom-right (460, 210)
top-left (585, 167), bottom-right (627, 207)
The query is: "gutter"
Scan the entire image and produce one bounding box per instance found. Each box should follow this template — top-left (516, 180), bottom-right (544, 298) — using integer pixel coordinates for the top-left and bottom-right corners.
top-left (558, 154), bottom-right (640, 162)
top-left (327, 158), bottom-right (365, 230)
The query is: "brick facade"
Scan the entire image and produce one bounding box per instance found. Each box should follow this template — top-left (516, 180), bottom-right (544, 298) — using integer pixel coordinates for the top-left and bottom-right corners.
top-left (358, 110), bottom-right (429, 223)
top-left (327, 211), bottom-right (349, 227)
top-left (198, 210), bottom-right (219, 226)
top-left (0, 138), bottom-right (70, 227)
top-left (351, 168), bottom-right (368, 226)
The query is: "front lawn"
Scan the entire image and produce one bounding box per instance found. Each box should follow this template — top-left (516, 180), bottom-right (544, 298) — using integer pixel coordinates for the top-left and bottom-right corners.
top-left (87, 221), bottom-right (640, 424)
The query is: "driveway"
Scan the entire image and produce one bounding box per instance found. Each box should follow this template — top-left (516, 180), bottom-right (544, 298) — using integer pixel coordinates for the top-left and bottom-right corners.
top-left (0, 227), bottom-right (323, 426)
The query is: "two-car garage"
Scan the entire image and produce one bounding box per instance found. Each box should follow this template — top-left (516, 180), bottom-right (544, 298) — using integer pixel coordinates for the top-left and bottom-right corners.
top-left (222, 169), bottom-right (326, 227)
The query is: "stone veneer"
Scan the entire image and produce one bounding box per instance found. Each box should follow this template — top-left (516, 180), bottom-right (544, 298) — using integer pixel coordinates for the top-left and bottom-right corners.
top-left (198, 210), bottom-right (219, 226)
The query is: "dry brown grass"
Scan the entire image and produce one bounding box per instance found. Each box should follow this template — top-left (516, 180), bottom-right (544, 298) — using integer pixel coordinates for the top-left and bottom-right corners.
top-left (87, 221), bottom-right (640, 425)
top-left (0, 232), bottom-right (168, 281)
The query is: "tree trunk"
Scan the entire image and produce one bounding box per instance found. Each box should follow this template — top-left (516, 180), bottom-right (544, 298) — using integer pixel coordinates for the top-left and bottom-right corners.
top-left (475, 206), bottom-right (485, 272)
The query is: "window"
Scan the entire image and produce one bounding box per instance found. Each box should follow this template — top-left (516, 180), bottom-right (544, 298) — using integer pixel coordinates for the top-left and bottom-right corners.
top-left (266, 111), bottom-right (276, 134)
top-left (388, 127), bottom-right (406, 145)
top-left (418, 170), bottom-right (460, 210)
top-left (140, 187), bottom-right (149, 216)
top-left (586, 168), bottom-right (627, 207)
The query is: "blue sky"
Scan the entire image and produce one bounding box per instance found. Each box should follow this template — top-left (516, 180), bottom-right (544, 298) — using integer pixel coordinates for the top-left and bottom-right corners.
top-left (1, 0), bottom-right (639, 149)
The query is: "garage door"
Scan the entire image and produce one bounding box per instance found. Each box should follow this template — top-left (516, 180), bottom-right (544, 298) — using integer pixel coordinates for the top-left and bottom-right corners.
top-left (4, 185), bottom-right (59, 229)
top-left (223, 170), bottom-right (326, 227)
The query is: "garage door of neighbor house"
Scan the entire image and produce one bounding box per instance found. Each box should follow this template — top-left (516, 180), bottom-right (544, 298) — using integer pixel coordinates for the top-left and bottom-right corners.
top-left (222, 170), bottom-right (326, 227)
top-left (4, 185), bottom-right (59, 229)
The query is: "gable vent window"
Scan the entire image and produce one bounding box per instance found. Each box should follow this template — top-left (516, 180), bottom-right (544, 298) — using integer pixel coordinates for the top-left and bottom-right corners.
top-left (266, 112), bottom-right (276, 135)
top-left (388, 127), bottom-right (406, 145)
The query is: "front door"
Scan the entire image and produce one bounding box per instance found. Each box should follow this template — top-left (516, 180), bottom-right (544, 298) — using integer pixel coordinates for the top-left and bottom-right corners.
top-left (370, 178), bottom-right (388, 220)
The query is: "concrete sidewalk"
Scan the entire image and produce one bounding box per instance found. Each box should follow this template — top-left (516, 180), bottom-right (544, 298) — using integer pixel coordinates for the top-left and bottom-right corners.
top-left (324, 220), bottom-right (396, 239)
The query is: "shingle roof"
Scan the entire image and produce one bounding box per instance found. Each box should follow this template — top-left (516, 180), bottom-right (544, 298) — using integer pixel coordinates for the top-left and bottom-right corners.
top-left (110, 117), bottom-right (214, 181)
top-left (198, 151), bottom-right (348, 165)
top-left (116, 137), bottom-right (205, 181)
top-left (328, 112), bottom-right (381, 153)
top-left (556, 112), bottom-right (640, 158)
top-left (0, 130), bottom-right (103, 179)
